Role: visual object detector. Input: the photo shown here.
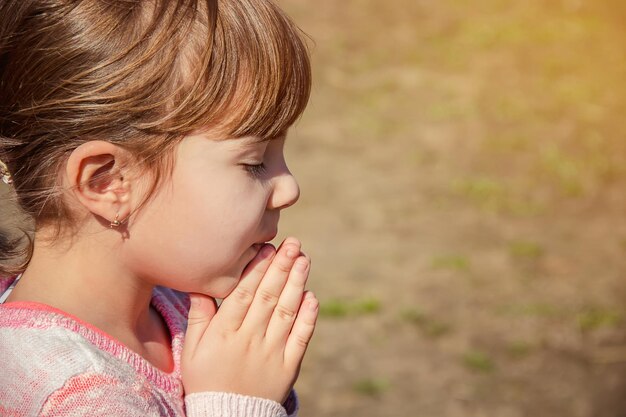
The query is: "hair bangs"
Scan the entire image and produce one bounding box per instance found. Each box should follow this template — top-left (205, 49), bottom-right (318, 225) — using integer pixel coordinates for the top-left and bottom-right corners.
top-left (169, 0), bottom-right (312, 140)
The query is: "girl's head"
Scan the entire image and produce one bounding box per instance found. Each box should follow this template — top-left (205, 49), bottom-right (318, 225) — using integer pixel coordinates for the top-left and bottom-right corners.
top-left (0, 0), bottom-right (311, 294)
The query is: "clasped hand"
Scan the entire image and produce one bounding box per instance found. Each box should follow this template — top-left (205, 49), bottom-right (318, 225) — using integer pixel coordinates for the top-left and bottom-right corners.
top-left (181, 238), bottom-right (318, 403)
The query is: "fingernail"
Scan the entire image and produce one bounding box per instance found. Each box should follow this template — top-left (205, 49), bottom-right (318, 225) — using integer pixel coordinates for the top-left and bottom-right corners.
top-left (286, 247), bottom-right (299, 258)
top-left (260, 245), bottom-right (274, 258)
top-left (307, 299), bottom-right (319, 312)
top-left (294, 258), bottom-right (308, 272)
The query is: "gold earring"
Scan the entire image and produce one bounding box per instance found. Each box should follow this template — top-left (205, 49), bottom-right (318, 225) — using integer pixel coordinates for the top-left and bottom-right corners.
top-left (0, 160), bottom-right (12, 185)
top-left (110, 214), bottom-right (121, 228)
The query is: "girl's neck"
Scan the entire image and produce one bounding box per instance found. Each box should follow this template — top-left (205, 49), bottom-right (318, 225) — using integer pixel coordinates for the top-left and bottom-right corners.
top-left (6, 225), bottom-right (172, 370)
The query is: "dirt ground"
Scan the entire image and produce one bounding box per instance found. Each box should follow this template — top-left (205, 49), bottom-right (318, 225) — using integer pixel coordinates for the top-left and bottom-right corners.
top-left (1, 0), bottom-right (625, 416)
top-left (277, 1), bottom-right (626, 416)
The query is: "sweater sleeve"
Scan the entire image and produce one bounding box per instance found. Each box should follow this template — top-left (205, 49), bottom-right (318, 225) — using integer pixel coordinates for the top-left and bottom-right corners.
top-left (283, 389), bottom-right (299, 417)
top-left (184, 389), bottom-right (299, 417)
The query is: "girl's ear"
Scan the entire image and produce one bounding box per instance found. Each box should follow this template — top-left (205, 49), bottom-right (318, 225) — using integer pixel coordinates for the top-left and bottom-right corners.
top-left (65, 140), bottom-right (133, 227)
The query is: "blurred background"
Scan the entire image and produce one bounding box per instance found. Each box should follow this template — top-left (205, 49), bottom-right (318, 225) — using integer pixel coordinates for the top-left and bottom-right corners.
top-left (277, 0), bottom-right (626, 416)
top-left (1, 0), bottom-right (624, 416)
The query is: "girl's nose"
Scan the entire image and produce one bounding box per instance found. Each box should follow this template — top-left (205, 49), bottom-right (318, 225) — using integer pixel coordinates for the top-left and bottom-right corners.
top-left (268, 171), bottom-right (300, 210)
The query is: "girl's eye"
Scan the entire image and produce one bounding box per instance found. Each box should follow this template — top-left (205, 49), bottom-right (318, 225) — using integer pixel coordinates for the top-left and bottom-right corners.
top-left (243, 163), bottom-right (267, 177)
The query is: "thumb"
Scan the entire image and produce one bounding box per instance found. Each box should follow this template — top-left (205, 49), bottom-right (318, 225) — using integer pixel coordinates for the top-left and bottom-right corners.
top-left (185, 293), bottom-right (218, 354)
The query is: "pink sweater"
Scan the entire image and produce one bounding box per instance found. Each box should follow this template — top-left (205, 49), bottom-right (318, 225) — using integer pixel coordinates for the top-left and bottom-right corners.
top-left (0, 276), bottom-right (298, 417)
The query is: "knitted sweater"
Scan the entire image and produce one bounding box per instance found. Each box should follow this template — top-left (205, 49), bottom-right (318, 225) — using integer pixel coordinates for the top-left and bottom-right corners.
top-left (0, 276), bottom-right (299, 417)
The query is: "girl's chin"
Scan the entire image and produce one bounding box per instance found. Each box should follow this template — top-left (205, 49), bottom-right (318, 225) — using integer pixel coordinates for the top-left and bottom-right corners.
top-left (206, 275), bottom-right (241, 299)
top-left (191, 245), bottom-right (265, 298)
top-left (212, 251), bottom-right (258, 297)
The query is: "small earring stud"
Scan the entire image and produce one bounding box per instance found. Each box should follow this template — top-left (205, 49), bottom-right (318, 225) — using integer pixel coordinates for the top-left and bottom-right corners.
top-left (110, 214), bottom-right (121, 228)
top-left (0, 160), bottom-right (12, 185)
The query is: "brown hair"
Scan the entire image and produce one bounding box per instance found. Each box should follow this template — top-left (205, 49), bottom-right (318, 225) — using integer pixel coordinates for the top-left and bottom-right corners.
top-left (0, 0), bottom-right (311, 276)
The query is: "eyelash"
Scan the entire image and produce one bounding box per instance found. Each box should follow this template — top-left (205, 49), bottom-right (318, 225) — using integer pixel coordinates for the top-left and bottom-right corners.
top-left (243, 163), bottom-right (267, 177)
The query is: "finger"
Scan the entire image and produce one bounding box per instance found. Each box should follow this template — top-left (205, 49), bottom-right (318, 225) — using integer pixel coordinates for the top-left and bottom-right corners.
top-left (284, 291), bottom-right (318, 367)
top-left (185, 293), bottom-right (218, 355)
top-left (265, 254), bottom-right (310, 345)
top-left (239, 237), bottom-right (301, 335)
top-left (216, 244), bottom-right (276, 332)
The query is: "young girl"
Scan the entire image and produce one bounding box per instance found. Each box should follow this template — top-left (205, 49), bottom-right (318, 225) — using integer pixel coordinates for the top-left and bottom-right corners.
top-left (0, 0), bottom-right (318, 416)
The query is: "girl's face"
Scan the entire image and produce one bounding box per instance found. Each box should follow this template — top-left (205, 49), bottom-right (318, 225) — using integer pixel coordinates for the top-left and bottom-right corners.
top-left (123, 132), bottom-right (300, 298)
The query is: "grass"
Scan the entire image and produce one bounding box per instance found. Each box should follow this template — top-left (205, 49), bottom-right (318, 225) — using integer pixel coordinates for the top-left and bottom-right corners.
top-left (319, 297), bottom-right (382, 319)
top-left (539, 145), bottom-right (585, 197)
top-left (452, 178), bottom-right (506, 212)
top-left (462, 350), bottom-right (496, 373)
top-left (401, 308), bottom-right (453, 338)
top-left (505, 199), bottom-right (546, 217)
top-left (431, 254), bottom-right (470, 272)
top-left (482, 134), bottom-right (531, 153)
top-left (508, 240), bottom-right (544, 259)
top-left (319, 299), bottom-right (351, 318)
top-left (496, 303), bottom-right (563, 318)
top-left (425, 100), bottom-right (468, 122)
top-left (452, 177), bottom-right (545, 216)
top-left (400, 308), bottom-right (426, 324)
top-left (353, 298), bottom-right (382, 314)
top-left (496, 304), bottom-right (623, 332)
top-left (421, 320), bottom-right (453, 337)
top-left (352, 378), bottom-right (391, 397)
top-left (577, 307), bottom-right (623, 332)
top-left (506, 341), bottom-right (534, 359)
